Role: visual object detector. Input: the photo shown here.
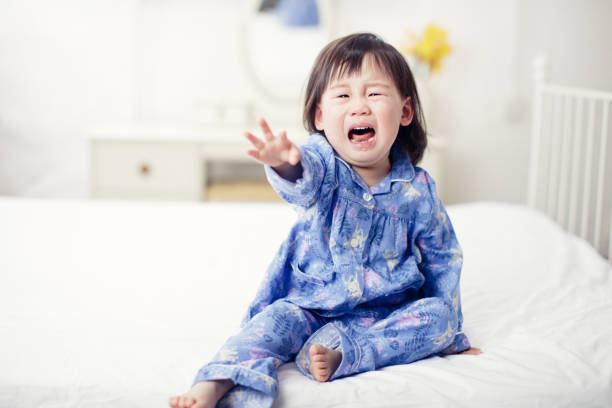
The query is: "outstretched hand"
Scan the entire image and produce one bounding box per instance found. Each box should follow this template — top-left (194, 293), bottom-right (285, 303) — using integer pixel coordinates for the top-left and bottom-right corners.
top-left (245, 118), bottom-right (301, 168)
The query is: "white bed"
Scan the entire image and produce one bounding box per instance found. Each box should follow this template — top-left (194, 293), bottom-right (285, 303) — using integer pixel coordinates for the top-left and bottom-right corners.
top-left (2, 60), bottom-right (612, 407)
top-left (0, 198), bottom-right (611, 407)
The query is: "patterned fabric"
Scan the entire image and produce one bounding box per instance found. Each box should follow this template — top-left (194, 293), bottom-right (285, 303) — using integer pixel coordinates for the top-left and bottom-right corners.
top-left (193, 133), bottom-right (470, 407)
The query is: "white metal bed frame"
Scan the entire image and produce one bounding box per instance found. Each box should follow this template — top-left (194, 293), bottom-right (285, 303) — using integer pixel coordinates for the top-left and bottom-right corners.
top-left (528, 56), bottom-right (612, 262)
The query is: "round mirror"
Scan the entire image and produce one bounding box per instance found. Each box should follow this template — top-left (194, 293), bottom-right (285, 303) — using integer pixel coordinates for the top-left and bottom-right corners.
top-left (238, 0), bottom-right (336, 105)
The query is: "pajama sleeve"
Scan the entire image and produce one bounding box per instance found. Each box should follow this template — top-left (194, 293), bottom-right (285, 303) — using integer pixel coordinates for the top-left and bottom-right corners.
top-left (264, 145), bottom-right (326, 207)
top-left (242, 139), bottom-right (332, 326)
top-left (415, 179), bottom-right (471, 354)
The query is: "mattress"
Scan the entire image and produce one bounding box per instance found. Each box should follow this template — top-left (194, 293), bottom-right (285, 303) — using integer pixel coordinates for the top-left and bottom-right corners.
top-left (0, 198), bottom-right (610, 407)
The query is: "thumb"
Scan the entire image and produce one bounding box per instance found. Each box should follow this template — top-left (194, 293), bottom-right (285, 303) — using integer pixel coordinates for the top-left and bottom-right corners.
top-left (288, 145), bottom-right (301, 165)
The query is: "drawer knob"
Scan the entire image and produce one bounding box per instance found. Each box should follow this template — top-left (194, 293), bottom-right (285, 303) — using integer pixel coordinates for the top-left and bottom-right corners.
top-left (140, 163), bottom-right (151, 176)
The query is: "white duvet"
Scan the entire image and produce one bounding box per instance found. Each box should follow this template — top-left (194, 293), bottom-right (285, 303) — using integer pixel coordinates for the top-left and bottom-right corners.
top-left (0, 198), bottom-right (610, 407)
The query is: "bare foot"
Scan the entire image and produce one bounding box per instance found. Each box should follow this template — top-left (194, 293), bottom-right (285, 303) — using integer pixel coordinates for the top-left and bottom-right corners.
top-left (309, 344), bottom-right (342, 382)
top-left (168, 379), bottom-right (234, 408)
top-left (459, 347), bottom-right (483, 355)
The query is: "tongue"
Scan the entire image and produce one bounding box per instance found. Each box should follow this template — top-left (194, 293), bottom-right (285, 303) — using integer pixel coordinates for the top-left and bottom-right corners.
top-left (351, 131), bottom-right (375, 142)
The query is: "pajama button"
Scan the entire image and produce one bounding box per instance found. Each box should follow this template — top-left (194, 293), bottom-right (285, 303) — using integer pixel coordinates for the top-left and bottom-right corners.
top-left (363, 193), bottom-right (372, 201)
top-left (351, 238), bottom-right (359, 248)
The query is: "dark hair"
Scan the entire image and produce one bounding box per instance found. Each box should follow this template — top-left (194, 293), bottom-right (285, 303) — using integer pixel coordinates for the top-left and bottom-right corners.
top-left (303, 32), bottom-right (427, 165)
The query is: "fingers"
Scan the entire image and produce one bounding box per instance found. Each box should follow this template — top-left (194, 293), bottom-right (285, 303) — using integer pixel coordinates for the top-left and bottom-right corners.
top-left (258, 118), bottom-right (275, 141)
top-left (278, 130), bottom-right (288, 143)
top-left (287, 145), bottom-right (300, 165)
top-left (246, 149), bottom-right (262, 162)
top-left (246, 120), bottom-right (280, 148)
top-left (291, 143), bottom-right (301, 163)
top-left (278, 131), bottom-right (290, 151)
top-left (280, 131), bottom-right (300, 165)
top-left (244, 131), bottom-right (265, 149)
top-left (244, 131), bottom-right (269, 164)
top-left (244, 120), bottom-right (300, 166)
top-left (251, 119), bottom-right (287, 146)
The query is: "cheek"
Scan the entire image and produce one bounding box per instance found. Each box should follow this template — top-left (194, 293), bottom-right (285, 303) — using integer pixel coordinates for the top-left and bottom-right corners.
top-left (379, 104), bottom-right (403, 125)
top-left (322, 109), bottom-right (344, 128)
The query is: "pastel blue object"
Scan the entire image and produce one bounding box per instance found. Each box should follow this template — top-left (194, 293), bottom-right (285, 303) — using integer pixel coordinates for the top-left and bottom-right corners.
top-left (193, 134), bottom-right (471, 407)
top-left (276, 0), bottom-right (319, 27)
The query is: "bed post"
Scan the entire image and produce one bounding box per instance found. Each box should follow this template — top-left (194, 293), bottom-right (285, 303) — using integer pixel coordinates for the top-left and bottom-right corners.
top-left (527, 56), bottom-right (547, 209)
top-left (593, 101), bottom-right (609, 252)
top-left (609, 207), bottom-right (612, 263)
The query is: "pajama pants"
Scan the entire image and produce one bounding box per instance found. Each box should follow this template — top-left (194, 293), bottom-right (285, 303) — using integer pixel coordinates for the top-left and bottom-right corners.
top-left (193, 298), bottom-right (462, 408)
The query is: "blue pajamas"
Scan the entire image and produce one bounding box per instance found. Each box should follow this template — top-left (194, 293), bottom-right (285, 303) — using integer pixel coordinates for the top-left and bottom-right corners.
top-left (194, 300), bottom-right (320, 407)
top-left (193, 134), bottom-right (470, 407)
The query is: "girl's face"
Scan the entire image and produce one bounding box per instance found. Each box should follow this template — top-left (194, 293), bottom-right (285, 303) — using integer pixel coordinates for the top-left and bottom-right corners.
top-left (314, 55), bottom-right (413, 176)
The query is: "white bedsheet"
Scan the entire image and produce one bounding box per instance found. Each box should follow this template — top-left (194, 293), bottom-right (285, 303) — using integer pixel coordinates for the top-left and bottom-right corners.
top-left (0, 198), bottom-right (610, 407)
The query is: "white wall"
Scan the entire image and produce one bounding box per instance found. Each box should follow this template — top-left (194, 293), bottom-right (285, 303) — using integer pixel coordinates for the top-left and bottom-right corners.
top-left (0, 0), bottom-right (610, 204)
top-left (0, 0), bottom-right (137, 197)
top-left (517, 0), bottom-right (612, 93)
top-left (330, 0), bottom-right (527, 204)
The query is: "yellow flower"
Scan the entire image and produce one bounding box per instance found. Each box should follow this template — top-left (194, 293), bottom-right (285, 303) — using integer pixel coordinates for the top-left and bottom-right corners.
top-left (400, 23), bottom-right (452, 73)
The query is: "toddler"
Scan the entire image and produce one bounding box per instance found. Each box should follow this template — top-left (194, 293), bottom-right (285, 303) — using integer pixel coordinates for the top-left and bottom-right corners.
top-left (170, 32), bottom-right (480, 408)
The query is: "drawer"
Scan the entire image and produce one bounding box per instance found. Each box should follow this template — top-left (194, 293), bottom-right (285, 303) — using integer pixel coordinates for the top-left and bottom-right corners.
top-left (92, 141), bottom-right (202, 199)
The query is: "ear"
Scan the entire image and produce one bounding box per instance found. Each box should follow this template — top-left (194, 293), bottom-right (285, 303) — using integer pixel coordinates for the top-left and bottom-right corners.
top-left (314, 105), bottom-right (324, 131)
top-left (400, 96), bottom-right (414, 126)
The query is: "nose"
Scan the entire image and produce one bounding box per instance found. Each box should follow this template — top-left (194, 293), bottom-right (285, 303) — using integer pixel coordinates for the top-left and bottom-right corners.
top-left (350, 96), bottom-right (371, 116)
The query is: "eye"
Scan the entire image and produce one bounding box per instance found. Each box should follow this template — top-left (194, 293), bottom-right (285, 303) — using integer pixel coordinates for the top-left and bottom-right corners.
top-left (337, 94), bottom-right (349, 98)
top-left (369, 90), bottom-right (387, 97)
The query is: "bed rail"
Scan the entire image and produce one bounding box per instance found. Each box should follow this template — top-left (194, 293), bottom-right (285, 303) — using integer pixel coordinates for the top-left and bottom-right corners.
top-left (528, 56), bottom-right (611, 261)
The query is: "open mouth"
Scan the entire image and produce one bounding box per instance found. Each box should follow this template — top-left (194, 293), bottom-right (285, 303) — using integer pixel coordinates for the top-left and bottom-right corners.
top-left (348, 127), bottom-right (376, 144)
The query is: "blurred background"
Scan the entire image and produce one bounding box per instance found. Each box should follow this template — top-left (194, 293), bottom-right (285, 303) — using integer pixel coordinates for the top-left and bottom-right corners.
top-left (0, 0), bottom-right (610, 204)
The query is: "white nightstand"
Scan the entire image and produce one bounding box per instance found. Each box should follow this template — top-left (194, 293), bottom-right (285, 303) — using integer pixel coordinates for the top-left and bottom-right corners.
top-left (89, 123), bottom-right (446, 201)
top-left (89, 123), bottom-right (306, 201)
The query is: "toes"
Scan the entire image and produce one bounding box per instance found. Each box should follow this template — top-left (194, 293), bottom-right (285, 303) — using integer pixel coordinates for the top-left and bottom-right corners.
top-left (178, 396), bottom-right (195, 408)
top-left (309, 344), bottom-right (326, 357)
top-left (313, 360), bottom-right (328, 369)
top-left (168, 396), bottom-right (178, 407)
top-left (311, 353), bottom-right (327, 363)
top-left (310, 361), bottom-right (331, 382)
top-left (314, 369), bottom-right (330, 382)
top-left (308, 345), bottom-right (335, 383)
top-left (459, 347), bottom-right (483, 355)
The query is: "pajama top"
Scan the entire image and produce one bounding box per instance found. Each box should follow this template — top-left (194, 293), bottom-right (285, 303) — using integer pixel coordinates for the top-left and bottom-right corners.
top-left (243, 133), bottom-right (469, 351)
